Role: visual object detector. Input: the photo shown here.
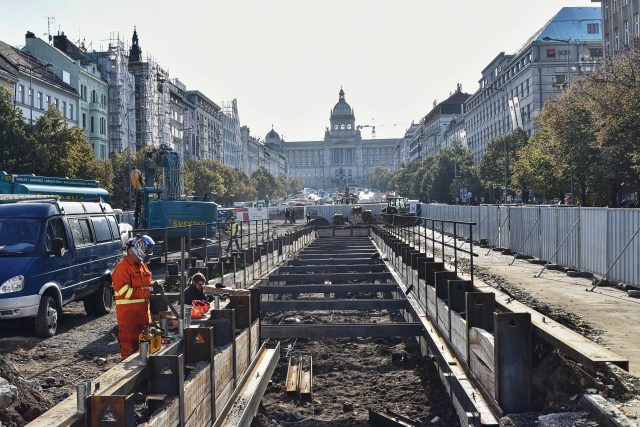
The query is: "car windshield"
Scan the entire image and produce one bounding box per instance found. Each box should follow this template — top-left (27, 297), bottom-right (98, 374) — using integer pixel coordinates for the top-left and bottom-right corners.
top-left (0, 218), bottom-right (42, 255)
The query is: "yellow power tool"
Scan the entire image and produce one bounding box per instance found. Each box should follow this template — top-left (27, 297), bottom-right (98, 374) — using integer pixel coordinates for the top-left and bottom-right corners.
top-left (139, 325), bottom-right (163, 354)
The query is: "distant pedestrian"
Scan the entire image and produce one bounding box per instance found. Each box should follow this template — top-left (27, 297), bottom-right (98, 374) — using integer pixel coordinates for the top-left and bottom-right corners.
top-left (284, 209), bottom-right (290, 224)
top-left (306, 210), bottom-right (311, 224)
top-left (225, 216), bottom-right (240, 254)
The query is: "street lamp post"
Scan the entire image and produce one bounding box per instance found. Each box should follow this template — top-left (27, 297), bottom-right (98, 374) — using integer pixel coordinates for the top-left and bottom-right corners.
top-left (27, 63), bottom-right (53, 127)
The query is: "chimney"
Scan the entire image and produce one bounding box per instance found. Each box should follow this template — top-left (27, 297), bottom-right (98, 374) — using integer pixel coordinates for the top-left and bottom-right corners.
top-left (25, 31), bottom-right (35, 39)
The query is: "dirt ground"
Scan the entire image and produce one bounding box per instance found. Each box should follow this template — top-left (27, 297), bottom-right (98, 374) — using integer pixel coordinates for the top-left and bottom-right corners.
top-left (254, 310), bottom-right (459, 427)
top-left (404, 226), bottom-right (640, 422)
top-left (0, 302), bottom-right (119, 426)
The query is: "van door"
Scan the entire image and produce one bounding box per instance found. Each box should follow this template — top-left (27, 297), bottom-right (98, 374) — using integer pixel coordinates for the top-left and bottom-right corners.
top-left (68, 217), bottom-right (97, 301)
top-left (42, 217), bottom-right (74, 302)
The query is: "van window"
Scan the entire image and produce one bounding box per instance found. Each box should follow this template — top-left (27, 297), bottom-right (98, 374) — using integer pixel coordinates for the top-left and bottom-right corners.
top-left (69, 218), bottom-right (94, 246)
top-left (107, 216), bottom-right (119, 240)
top-left (91, 216), bottom-right (112, 242)
top-left (45, 218), bottom-right (68, 252)
top-left (0, 218), bottom-right (41, 255)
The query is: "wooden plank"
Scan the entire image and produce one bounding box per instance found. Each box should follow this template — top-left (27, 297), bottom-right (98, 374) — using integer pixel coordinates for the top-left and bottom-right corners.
top-left (185, 392), bottom-right (212, 427)
top-left (250, 320), bottom-right (259, 360)
top-left (469, 350), bottom-right (496, 400)
top-left (437, 299), bottom-right (450, 335)
top-left (214, 345), bottom-right (233, 399)
top-left (450, 313), bottom-right (468, 362)
top-left (299, 356), bottom-right (312, 398)
top-left (469, 327), bottom-right (495, 370)
top-left (427, 286), bottom-right (437, 319)
top-left (214, 381), bottom-right (234, 416)
top-left (235, 328), bottom-right (249, 378)
top-left (285, 362), bottom-right (299, 395)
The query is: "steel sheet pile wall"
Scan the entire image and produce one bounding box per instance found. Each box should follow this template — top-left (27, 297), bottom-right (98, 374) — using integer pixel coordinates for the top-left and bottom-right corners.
top-left (417, 204), bottom-right (640, 287)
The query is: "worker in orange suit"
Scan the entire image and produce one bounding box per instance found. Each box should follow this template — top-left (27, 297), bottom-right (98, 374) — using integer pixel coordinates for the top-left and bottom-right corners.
top-left (112, 235), bottom-right (160, 359)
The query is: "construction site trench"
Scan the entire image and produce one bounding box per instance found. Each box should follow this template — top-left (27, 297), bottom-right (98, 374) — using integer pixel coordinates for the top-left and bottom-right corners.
top-left (1, 220), bottom-right (637, 427)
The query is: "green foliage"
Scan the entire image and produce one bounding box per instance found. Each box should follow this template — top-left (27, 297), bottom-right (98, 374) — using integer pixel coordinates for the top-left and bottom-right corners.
top-left (511, 44), bottom-right (640, 205)
top-left (368, 166), bottom-right (394, 192)
top-left (0, 86), bottom-right (33, 173)
top-left (479, 129), bottom-right (529, 193)
top-left (390, 142), bottom-right (481, 203)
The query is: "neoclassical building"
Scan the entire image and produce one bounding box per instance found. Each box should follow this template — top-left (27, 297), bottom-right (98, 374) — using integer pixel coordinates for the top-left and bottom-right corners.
top-left (279, 88), bottom-right (399, 189)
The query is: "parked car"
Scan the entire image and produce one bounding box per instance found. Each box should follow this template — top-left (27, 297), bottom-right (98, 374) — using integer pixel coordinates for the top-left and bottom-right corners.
top-left (0, 200), bottom-right (123, 337)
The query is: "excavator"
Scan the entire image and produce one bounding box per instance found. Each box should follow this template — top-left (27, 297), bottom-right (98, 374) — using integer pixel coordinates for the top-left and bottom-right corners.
top-left (132, 144), bottom-right (219, 243)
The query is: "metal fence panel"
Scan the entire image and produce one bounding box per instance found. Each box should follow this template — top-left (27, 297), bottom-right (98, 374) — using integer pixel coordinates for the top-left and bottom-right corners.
top-left (499, 206), bottom-right (510, 248)
top-left (483, 205), bottom-right (499, 244)
top-left (539, 207), bottom-right (557, 262)
top-left (508, 207), bottom-right (524, 252)
top-left (606, 209), bottom-right (640, 285)
top-left (555, 208), bottom-right (579, 267)
top-left (521, 206), bottom-right (541, 259)
top-left (579, 208), bottom-right (608, 276)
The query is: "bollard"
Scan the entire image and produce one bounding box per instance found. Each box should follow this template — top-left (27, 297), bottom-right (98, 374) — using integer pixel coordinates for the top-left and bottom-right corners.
top-left (178, 318), bottom-right (184, 337)
top-left (214, 294), bottom-right (220, 310)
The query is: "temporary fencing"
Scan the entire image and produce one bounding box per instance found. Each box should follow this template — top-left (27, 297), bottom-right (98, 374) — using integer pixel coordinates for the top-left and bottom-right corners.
top-left (420, 203), bottom-right (640, 287)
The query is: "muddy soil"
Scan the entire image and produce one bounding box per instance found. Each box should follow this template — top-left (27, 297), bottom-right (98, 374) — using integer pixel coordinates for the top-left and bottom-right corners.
top-left (0, 302), bottom-right (120, 426)
top-left (254, 310), bottom-right (459, 426)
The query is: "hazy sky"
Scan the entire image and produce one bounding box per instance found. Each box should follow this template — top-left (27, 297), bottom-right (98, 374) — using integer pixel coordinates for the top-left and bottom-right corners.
top-left (1, 0), bottom-right (597, 141)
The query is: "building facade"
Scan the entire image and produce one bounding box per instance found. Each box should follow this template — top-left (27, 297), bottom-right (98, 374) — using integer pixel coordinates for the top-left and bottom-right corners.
top-left (221, 99), bottom-right (242, 169)
top-left (128, 29), bottom-right (170, 151)
top-left (186, 90), bottom-right (223, 161)
top-left (408, 86), bottom-right (469, 161)
top-left (397, 123), bottom-right (419, 165)
top-left (599, 0), bottom-right (640, 54)
top-left (281, 89), bottom-right (399, 189)
top-left (51, 33), bottom-right (110, 159)
top-left (93, 39), bottom-right (137, 153)
top-left (239, 126), bottom-right (287, 177)
top-left (0, 39), bottom-right (78, 128)
top-left (464, 7), bottom-right (603, 163)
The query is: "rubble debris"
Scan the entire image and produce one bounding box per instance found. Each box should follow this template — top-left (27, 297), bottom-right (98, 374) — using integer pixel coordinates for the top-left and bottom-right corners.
top-left (0, 377), bottom-right (18, 411)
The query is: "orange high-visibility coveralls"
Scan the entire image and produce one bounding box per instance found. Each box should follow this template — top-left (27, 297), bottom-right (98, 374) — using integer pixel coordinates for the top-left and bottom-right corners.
top-left (112, 256), bottom-right (152, 359)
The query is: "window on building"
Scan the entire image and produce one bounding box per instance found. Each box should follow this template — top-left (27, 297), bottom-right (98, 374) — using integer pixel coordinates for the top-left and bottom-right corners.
top-left (614, 0), bottom-right (618, 10)
top-left (546, 48), bottom-right (556, 58)
top-left (28, 88), bottom-right (33, 106)
top-left (636, 14), bottom-right (640, 35)
top-left (91, 90), bottom-right (96, 103)
top-left (54, 98), bottom-right (59, 110)
top-left (17, 86), bottom-right (24, 104)
top-left (624, 21), bottom-right (630, 45)
top-left (37, 92), bottom-right (43, 110)
top-left (70, 104), bottom-right (73, 120)
top-left (615, 31), bottom-right (620, 50)
top-left (90, 116), bottom-right (95, 133)
top-left (62, 101), bottom-right (67, 118)
top-left (587, 23), bottom-right (600, 34)
top-left (340, 124), bottom-right (345, 130)
top-left (100, 145), bottom-right (107, 159)
top-left (590, 47), bottom-right (604, 58)
top-left (46, 95), bottom-right (51, 108)
top-left (346, 124), bottom-right (352, 130)
top-left (82, 113), bottom-right (86, 128)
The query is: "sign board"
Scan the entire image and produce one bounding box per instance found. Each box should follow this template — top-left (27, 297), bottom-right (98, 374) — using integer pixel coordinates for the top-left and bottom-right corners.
top-left (248, 207), bottom-right (268, 221)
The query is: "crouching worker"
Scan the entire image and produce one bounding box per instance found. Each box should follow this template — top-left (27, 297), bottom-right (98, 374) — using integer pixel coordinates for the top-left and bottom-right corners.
top-left (185, 272), bottom-right (214, 319)
top-left (112, 235), bottom-right (161, 359)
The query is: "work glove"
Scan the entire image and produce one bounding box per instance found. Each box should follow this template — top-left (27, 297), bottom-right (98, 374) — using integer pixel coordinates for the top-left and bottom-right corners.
top-left (205, 294), bottom-right (215, 303)
top-left (151, 282), bottom-right (164, 294)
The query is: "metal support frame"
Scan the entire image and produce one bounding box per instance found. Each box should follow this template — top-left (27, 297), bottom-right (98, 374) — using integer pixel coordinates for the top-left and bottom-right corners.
top-left (260, 299), bottom-right (409, 312)
top-left (495, 312), bottom-right (532, 414)
top-left (259, 283), bottom-right (398, 294)
top-left (261, 323), bottom-right (423, 339)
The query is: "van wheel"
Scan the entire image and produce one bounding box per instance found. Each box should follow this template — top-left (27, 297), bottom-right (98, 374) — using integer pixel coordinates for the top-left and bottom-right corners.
top-left (85, 283), bottom-right (113, 316)
top-left (35, 295), bottom-right (59, 338)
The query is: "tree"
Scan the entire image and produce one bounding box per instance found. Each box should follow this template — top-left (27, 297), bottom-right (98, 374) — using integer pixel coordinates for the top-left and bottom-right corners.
top-left (183, 159), bottom-right (226, 199)
top-left (369, 166), bottom-right (393, 192)
top-left (251, 167), bottom-right (277, 200)
top-left (0, 86), bottom-right (35, 173)
top-left (479, 129), bottom-right (529, 201)
top-left (286, 177), bottom-right (304, 196)
top-left (31, 107), bottom-right (97, 179)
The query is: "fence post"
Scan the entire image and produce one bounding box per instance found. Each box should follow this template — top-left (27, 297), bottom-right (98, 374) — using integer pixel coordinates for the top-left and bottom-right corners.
top-left (577, 206), bottom-right (582, 272)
